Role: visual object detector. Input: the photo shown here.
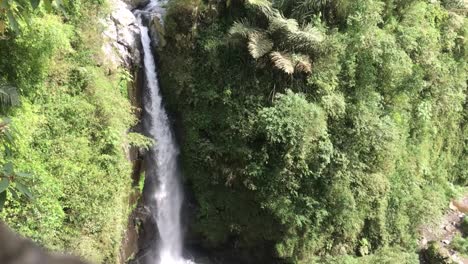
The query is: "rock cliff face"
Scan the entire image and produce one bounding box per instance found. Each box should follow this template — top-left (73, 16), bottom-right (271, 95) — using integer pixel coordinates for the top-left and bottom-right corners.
top-left (100, 1), bottom-right (144, 263)
top-left (101, 0), bottom-right (141, 72)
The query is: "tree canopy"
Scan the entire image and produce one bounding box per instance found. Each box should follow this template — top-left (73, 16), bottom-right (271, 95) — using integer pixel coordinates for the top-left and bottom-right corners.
top-left (159, 0), bottom-right (467, 262)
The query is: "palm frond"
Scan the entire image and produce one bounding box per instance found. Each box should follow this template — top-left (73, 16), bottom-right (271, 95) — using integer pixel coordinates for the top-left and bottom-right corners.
top-left (268, 14), bottom-right (323, 52)
top-left (292, 53), bottom-right (312, 73)
top-left (246, 0), bottom-right (272, 9)
top-left (229, 19), bottom-right (257, 38)
top-left (246, 0), bottom-right (275, 17)
top-left (299, 24), bottom-right (324, 43)
top-left (248, 32), bottom-right (274, 59)
top-left (268, 13), bottom-right (299, 34)
top-left (291, 0), bottom-right (321, 21)
top-left (270, 51), bottom-right (294, 74)
top-left (285, 24), bottom-right (324, 51)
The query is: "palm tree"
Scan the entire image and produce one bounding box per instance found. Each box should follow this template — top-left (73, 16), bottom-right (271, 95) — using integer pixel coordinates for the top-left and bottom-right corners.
top-left (229, 0), bottom-right (323, 75)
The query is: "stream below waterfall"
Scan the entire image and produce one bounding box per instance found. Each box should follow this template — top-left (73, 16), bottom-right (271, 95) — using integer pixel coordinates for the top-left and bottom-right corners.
top-left (134, 1), bottom-right (195, 264)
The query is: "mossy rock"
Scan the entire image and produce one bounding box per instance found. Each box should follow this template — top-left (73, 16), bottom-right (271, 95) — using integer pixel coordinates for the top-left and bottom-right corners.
top-left (423, 241), bottom-right (453, 264)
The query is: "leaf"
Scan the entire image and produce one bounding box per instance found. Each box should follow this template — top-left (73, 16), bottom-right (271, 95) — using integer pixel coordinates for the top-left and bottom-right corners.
top-left (0, 178), bottom-right (10, 193)
top-left (0, 0), bottom-right (8, 8)
top-left (248, 32), bottom-right (273, 59)
top-left (15, 172), bottom-right (32, 178)
top-left (6, 10), bottom-right (20, 34)
top-left (20, 9), bottom-right (33, 26)
top-left (10, 188), bottom-right (19, 200)
top-left (229, 20), bottom-right (256, 38)
top-left (246, 0), bottom-right (272, 8)
top-left (0, 117), bottom-right (11, 125)
top-left (0, 21), bottom-right (5, 35)
top-left (4, 129), bottom-right (13, 143)
top-left (43, 0), bottom-right (52, 12)
top-left (2, 162), bottom-right (13, 175)
top-left (15, 182), bottom-right (33, 200)
top-left (3, 145), bottom-right (12, 157)
top-left (0, 191), bottom-right (6, 211)
top-left (55, 0), bottom-right (68, 17)
top-left (30, 0), bottom-right (40, 9)
top-left (269, 15), bottom-right (299, 33)
top-left (295, 60), bottom-right (312, 73)
top-left (293, 54), bottom-right (312, 74)
top-left (270, 51), bottom-right (294, 74)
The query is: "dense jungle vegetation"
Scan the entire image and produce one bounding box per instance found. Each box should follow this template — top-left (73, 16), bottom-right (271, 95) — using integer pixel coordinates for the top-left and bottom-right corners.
top-left (0, 0), bottom-right (139, 262)
top-left (159, 0), bottom-right (467, 262)
top-left (0, 0), bottom-right (466, 263)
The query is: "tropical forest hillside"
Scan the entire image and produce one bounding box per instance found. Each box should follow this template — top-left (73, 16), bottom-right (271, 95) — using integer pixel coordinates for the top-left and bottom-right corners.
top-left (0, 0), bottom-right (466, 263)
top-left (158, 0), bottom-right (467, 262)
top-left (0, 0), bottom-right (143, 263)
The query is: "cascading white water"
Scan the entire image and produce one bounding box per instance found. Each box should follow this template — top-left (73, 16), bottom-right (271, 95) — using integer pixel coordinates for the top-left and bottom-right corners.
top-left (135, 2), bottom-right (193, 264)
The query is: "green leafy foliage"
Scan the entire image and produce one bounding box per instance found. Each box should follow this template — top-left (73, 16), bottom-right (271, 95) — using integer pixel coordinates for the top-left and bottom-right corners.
top-left (424, 241), bottom-right (454, 264)
top-left (0, 0), bottom-right (58, 34)
top-left (228, 0), bottom-right (324, 75)
top-left (452, 235), bottom-right (468, 256)
top-left (315, 247), bottom-right (419, 264)
top-left (0, 161), bottom-right (34, 210)
top-left (160, 0), bottom-right (467, 262)
top-left (127, 132), bottom-right (155, 150)
top-left (0, 0), bottom-right (138, 263)
top-left (0, 115), bottom-right (34, 212)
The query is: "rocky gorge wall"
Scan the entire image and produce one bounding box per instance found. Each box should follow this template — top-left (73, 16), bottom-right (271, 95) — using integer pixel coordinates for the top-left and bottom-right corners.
top-left (99, 1), bottom-right (145, 262)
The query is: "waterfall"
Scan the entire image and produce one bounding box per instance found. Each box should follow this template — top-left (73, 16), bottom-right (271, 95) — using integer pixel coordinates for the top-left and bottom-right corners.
top-left (134, 2), bottom-right (193, 264)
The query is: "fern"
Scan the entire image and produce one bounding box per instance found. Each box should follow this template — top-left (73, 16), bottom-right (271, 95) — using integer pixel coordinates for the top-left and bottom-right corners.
top-left (248, 32), bottom-right (274, 59)
top-left (270, 51), bottom-right (294, 74)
